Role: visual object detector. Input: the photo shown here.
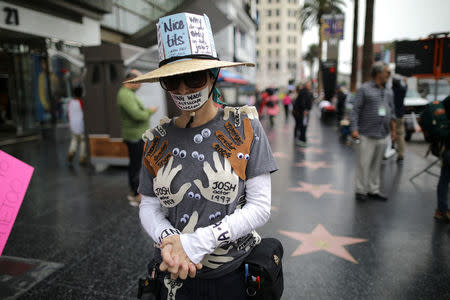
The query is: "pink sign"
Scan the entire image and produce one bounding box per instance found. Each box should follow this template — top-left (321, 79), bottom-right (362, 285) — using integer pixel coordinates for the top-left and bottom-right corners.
top-left (0, 150), bottom-right (34, 255)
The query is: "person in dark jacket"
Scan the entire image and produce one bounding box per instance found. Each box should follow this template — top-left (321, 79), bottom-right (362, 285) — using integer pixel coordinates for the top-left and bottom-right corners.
top-left (392, 77), bottom-right (408, 161)
top-left (336, 85), bottom-right (347, 124)
top-left (293, 81), bottom-right (313, 146)
top-left (434, 95), bottom-right (450, 221)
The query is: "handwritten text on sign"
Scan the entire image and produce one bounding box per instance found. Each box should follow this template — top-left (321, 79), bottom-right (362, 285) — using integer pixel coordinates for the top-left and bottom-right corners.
top-left (0, 150), bottom-right (34, 255)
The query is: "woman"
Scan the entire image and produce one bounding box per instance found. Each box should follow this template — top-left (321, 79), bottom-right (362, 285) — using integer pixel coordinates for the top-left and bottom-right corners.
top-left (127, 12), bottom-right (278, 299)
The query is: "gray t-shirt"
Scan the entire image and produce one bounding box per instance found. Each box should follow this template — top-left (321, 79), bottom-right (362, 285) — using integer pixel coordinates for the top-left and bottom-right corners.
top-left (138, 107), bottom-right (278, 278)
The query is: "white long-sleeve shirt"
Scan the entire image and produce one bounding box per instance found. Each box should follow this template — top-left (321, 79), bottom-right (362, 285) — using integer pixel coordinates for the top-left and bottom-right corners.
top-left (139, 173), bottom-right (271, 264)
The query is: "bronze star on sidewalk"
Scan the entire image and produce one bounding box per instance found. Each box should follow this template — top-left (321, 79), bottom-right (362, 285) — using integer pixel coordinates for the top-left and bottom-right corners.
top-left (296, 147), bottom-right (325, 154)
top-left (289, 181), bottom-right (344, 198)
top-left (294, 161), bottom-right (331, 170)
top-left (279, 224), bottom-right (368, 263)
top-left (273, 152), bottom-right (288, 159)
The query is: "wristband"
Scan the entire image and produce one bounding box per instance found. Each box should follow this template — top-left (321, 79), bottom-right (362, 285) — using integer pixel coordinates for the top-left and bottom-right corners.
top-left (210, 220), bottom-right (232, 247)
top-left (158, 228), bottom-right (181, 245)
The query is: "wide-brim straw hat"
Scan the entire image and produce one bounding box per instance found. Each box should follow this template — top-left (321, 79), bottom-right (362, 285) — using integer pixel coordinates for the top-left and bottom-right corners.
top-left (126, 58), bottom-right (254, 84)
top-left (125, 12), bottom-right (254, 84)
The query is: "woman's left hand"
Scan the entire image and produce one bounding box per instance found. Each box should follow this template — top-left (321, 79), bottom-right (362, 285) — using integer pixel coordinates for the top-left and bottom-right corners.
top-left (159, 235), bottom-right (202, 280)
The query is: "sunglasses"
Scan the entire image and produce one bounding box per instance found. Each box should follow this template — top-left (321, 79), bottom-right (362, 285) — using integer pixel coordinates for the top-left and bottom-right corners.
top-left (160, 70), bottom-right (209, 92)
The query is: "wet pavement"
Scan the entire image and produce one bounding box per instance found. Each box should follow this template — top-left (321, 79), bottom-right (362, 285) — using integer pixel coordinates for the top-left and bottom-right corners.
top-left (1, 109), bottom-right (449, 299)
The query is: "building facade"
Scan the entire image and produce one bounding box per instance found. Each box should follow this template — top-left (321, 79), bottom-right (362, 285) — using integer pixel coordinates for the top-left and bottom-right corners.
top-left (255, 0), bottom-right (303, 89)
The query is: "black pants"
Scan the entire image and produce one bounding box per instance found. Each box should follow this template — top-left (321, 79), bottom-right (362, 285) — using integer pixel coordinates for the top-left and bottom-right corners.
top-left (125, 140), bottom-right (144, 195)
top-left (284, 105), bottom-right (289, 121)
top-left (294, 113), bottom-right (308, 142)
top-left (158, 268), bottom-right (246, 300)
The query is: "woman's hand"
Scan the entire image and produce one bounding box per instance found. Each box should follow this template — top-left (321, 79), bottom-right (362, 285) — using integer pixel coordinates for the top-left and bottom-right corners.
top-left (159, 235), bottom-right (203, 280)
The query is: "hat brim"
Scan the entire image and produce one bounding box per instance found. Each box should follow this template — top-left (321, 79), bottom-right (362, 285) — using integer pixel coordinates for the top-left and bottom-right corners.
top-left (125, 59), bottom-right (255, 84)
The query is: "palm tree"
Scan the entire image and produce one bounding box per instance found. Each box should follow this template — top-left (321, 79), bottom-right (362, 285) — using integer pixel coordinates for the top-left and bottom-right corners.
top-left (350, 0), bottom-right (359, 92)
top-left (303, 44), bottom-right (318, 80)
top-left (361, 0), bottom-right (374, 83)
top-left (299, 0), bottom-right (345, 97)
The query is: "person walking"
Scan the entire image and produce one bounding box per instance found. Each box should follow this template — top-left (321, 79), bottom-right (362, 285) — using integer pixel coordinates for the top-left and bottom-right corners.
top-left (392, 76), bottom-right (408, 162)
top-left (283, 90), bottom-right (293, 122)
top-left (293, 81), bottom-right (313, 146)
top-left (117, 69), bottom-right (157, 206)
top-left (351, 62), bottom-right (396, 201)
top-left (265, 88), bottom-right (279, 128)
top-left (130, 12), bottom-right (278, 299)
top-left (67, 86), bottom-right (87, 164)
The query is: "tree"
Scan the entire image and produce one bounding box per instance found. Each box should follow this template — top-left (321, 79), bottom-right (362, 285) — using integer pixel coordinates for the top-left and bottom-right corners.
top-left (303, 44), bottom-right (318, 80)
top-left (299, 0), bottom-right (345, 97)
top-left (350, 0), bottom-right (359, 92)
top-left (361, 0), bottom-right (374, 83)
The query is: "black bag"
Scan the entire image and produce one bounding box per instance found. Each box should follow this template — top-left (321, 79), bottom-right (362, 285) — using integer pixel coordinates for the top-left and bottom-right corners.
top-left (137, 260), bottom-right (161, 300)
top-left (243, 238), bottom-right (284, 300)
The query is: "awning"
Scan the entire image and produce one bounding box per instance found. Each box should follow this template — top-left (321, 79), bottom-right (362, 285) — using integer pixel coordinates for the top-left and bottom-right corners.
top-left (218, 69), bottom-right (248, 85)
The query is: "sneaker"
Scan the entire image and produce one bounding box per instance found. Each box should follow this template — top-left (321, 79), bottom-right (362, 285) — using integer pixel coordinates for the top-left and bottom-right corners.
top-left (367, 193), bottom-right (388, 201)
top-left (434, 210), bottom-right (450, 222)
top-left (355, 193), bottom-right (367, 201)
top-left (129, 194), bottom-right (142, 207)
top-left (295, 140), bottom-right (307, 147)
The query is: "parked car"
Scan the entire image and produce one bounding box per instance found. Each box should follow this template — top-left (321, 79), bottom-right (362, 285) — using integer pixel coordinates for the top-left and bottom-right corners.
top-left (403, 89), bottom-right (428, 141)
top-left (418, 79), bottom-right (450, 102)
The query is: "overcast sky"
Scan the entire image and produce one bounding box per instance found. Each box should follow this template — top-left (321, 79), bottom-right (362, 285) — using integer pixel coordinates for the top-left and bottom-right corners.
top-left (301, 0), bottom-right (450, 74)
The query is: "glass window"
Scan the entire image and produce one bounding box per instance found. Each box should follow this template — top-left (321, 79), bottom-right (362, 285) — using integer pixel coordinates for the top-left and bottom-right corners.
top-left (256, 50), bottom-right (259, 57)
top-left (267, 9), bottom-right (271, 16)
top-left (268, 23), bottom-right (272, 30)
top-left (268, 36), bottom-right (272, 43)
top-left (268, 49), bottom-right (272, 57)
top-left (275, 62), bottom-right (279, 70)
top-left (268, 62), bottom-right (272, 70)
top-left (276, 23), bottom-right (280, 30)
top-left (276, 9), bottom-right (280, 16)
top-left (275, 36), bottom-right (280, 43)
top-left (276, 49), bottom-right (280, 56)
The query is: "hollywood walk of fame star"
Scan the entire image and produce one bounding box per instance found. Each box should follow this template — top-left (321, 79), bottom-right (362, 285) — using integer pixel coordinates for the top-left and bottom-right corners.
top-left (289, 181), bottom-right (344, 198)
top-left (279, 224), bottom-right (367, 263)
top-left (273, 152), bottom-right (288, 159)
top-left (294, 160), bottom-right (332, 170)
top-left (296, 147), bottom-right (325, 154)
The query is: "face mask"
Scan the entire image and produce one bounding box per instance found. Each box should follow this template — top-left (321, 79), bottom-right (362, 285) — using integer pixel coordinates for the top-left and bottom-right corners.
top-left (170, 86), bottom-right (210, 111)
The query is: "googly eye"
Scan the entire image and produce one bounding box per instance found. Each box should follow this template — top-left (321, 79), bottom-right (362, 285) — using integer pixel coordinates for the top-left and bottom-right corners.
top-left (183, 214), bottom-right (190, 219)
top-left (215, 211), bottom-right (221, 218)
top-left (201, 128), bottom-right (211, 138)
top-left (244, 154), bottom-right (250, 160)
top-left (237, 152), bottom-right (244, 159)
top-left (209, 214), bottom-right (215, 220)
top-left (198, 154), bottom-right (205, 161)
top-left (191, 151), bottom-right (199, 159)
top-left (180, 217), bottom-right (187, 223)
top-left (179, 150), bottom-right (186, 158)
top-left (193, 134), bottom-right (203, 144)
top-left (172, 148), bottom-right (180, 156)
top-left (194, 193), bottom-right (201, 200)
top-left (188, 191), bottom-right (194, 198)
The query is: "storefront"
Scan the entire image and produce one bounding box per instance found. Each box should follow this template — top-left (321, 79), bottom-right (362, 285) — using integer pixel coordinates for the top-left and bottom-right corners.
top-left (0, 0), bottom-right (102, 143)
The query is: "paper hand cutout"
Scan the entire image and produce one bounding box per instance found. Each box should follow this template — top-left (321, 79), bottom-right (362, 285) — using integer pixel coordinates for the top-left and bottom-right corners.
top-left (212, 118), bottom-right (254, 180)
top-left (154, 156), bottom-right (191, 208)
top-left (143, 136), bottom-right (172, 176)
top-left (193, 152), bottom-right (239, 205)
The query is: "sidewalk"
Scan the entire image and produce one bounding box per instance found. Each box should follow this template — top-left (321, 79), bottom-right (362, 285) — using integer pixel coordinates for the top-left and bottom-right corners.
top-left (1, 113), bottom-right (449, 299)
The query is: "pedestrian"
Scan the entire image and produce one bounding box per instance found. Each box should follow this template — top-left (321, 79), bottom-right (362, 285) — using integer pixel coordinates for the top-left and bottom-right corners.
top-left (265, 88), bottom-right (279, 128)
top-left (293, 81), bottom-right (313, 146)
top-left (392, 76), bottom-right (408, 162)
top-left (283, 90), bottom-right (293, 122)
top-left (117, 69), bottom-right (158, 207)
top-left (336, 85), bottom-right (347, 124)
top-left (66, 85), bottom-right (87, 165)
top-left (131, 12), bottom-right (278, 299)
top-left (434, 95), bottom-right (450, 222)
top-left (351, 62), bottom-right (396, 201)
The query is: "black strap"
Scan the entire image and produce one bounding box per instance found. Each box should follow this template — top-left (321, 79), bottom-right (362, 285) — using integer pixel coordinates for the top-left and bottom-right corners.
top-left (159, 54), bottom-right (219, 67)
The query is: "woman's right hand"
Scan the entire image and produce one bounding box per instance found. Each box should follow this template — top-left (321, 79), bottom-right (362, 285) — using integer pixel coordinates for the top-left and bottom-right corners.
top-left (159, 235), bottom-right (203, 280)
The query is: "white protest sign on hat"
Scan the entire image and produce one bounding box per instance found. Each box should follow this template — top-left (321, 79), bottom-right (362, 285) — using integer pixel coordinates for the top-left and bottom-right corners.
top-left (157, 13), bottom-right (217, 62)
